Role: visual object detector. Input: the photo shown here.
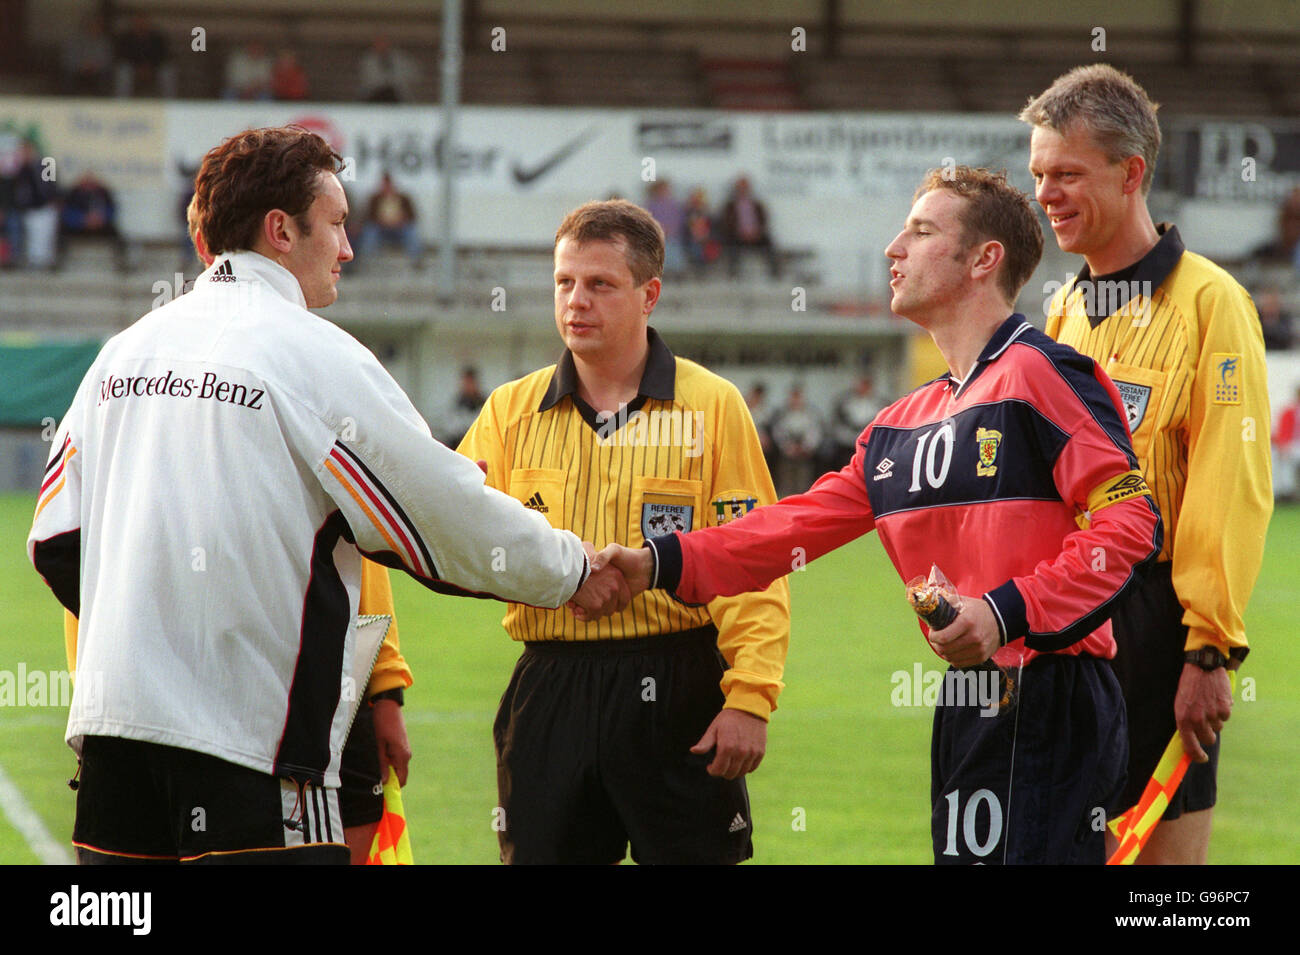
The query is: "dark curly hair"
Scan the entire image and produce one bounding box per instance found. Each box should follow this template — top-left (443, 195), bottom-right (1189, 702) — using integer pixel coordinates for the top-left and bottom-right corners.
top-left (192, 126), bottom-right (343, 255)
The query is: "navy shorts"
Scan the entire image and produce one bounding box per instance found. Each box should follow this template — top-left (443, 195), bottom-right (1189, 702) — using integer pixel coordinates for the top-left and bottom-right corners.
top-left (493, 627), bottom-right (754, 865)
top-left (930, 654), bottom-right (1127, 865)
top-left (1110, 561), bottom-right (1218, 818)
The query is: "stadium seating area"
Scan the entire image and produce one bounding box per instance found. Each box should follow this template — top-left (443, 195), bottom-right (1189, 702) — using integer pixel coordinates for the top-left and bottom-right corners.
top-left (7, 8), bottom-right (1300, 115)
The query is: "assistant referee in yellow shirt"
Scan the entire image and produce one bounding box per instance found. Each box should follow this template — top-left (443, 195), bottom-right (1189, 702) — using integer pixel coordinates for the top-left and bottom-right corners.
top-left (458, 200), bottom-right (789, 864)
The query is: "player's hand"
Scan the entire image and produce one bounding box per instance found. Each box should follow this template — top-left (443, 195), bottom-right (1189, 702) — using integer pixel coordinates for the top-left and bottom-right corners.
top-left (599, 543), bottom-right (654, 597)
top-left (372, 697), bottom-right (412, 786)
top-left (1174, 663), bottom-right (1232, 763)
top-left (567, 541), bottom-right (632, 619)
top-left (691, 708), bottom-right (767, 779)
top-left (926, 595), bottom-right (1000, 669)
top-left (570, 543), bottom-right (652, 621)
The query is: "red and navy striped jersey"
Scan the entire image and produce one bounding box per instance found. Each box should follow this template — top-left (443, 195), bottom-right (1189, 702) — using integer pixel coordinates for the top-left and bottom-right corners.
top-left (652, 316), bottom-right (1162, 667)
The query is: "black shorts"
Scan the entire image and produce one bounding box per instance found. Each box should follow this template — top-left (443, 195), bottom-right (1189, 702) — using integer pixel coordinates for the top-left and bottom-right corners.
top-left (339, 702), bottom-right (384, 829)
top-left (930, 654), bottom-right (1127, 865)
top-left (1110, 561), bottom-right (1219, 818)
top-left (73, 735), bottom-right (348, 864)
top-left (493, 627), bottom-right (753, 865)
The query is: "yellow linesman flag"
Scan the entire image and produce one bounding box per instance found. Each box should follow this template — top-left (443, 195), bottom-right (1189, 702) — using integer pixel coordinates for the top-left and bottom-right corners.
top-left (1107, 734), bottom-right (1191, 865)
top-left (1107, 672), bottom-right (1236, 866)
top-left (366, 772), bottom-right (414, 865)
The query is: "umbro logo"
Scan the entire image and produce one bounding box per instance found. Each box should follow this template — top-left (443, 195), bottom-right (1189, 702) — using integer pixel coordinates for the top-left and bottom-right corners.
top-left (523, 492), bottom-right (548, 513)
top-left (1106, 473), bottom-right (1146, 494)
top-left (210, 260), bottom-right (236, 283)
top-left (728, 813), bottom-right (747, 833)
top-left (873, 457), bottom-right (895, 481)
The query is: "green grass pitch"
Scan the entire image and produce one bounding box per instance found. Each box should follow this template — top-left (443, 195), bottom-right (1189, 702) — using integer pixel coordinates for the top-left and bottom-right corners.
top-left (2, 491), bottom-right (1297, 864)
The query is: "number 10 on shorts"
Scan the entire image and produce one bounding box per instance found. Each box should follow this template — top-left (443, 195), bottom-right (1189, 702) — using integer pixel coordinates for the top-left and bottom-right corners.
top-left (940, 788), bottom-right (1004, 860)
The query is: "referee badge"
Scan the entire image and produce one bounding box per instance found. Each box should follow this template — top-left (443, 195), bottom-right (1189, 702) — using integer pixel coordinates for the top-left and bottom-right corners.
top-left (709, 489), bottom-right (758, 526)
top-left (641, 493), bottom-right (694, 538)
top-left (1113, 379), bottom-right (1153, 432)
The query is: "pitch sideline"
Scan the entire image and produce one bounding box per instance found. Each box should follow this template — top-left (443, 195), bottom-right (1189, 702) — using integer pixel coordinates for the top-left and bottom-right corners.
top-left (0, 759), bottom-right (73, 864)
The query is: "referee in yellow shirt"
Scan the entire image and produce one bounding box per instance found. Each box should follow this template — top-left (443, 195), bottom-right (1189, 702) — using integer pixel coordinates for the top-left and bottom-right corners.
top-left (458, 200), bottom-right (789, 864)
top-left (1025, 65), bottom-right (1273, 863)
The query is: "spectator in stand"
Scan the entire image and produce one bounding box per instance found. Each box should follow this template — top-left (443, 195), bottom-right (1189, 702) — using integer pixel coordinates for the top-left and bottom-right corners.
top-left (12, 139), bottom-right (60, 270)
top-left (114, 14), bottom-right (176, 98)
top-left (59, 171), bottom-right (128, 272)
top-left (721, 175), bottom-right (779, 280)
top-left (272, 49), bottom-right (310, 101)
top-left (684, 187), bottom-right (720, 278)
top-left (223, 41), bottom-right (274, 101)
top-left (645, 180), bottom-right (687, 280)
top-left (1274, 386), bottom-right (1300, 502)
top-left (443, 366), bottom-right (488, 448)
top-left (0, 153), bottom-right (18, 268)
top-left (1257, 286), bottom-right (1294, 351)
top-left (359, 37), bottom-right (419, 103)
top-left (771, 384), bottom-right (825, 496)
top-left (830, 374), bottom-right (883, 467)
top-left (1252, 186), bottom-right (1300, 272)
top-left (358, 172), bottom-right (423, 269)
top-left (745, 381), bottom-right (777, 473)
top-left (61, 15), bottom-right (114, 96)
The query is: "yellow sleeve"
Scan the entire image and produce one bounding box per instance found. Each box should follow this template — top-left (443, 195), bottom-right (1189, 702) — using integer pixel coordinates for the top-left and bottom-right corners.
top-left (456, 388), bottom-right (509, 494)
top-left (360, 558), bottom-right (414, 697)
top-left (704, 381), bottom-right (790, 720)
top-left (64, 609), bottom-right (78, 673)
top-left (1174, 278), bottom-right (1273, 655)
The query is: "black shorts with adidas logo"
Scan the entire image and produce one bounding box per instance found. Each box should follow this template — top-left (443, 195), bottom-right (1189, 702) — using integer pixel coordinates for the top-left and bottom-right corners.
top-left (493, 625), bottom-right (754, 865)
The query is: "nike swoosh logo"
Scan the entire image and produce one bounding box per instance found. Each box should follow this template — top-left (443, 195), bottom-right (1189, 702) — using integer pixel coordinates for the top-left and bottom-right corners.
top-left (511, 128), bottom-right (598, 186)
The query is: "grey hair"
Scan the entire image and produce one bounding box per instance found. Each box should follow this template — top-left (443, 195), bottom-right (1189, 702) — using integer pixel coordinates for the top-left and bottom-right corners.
top-left (1019, 64), bottom-right (1161, 195)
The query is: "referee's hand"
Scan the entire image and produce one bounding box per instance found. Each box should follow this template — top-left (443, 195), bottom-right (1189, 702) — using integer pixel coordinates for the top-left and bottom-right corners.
top-left (691, 709), bottom-right (767, 779)
top-left (372, 698), bottom-right (411, 786)
top-left (1174, 663), bottom-right (1232, 763)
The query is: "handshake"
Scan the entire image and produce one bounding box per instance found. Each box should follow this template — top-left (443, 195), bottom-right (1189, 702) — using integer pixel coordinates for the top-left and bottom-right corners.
top-left (568, 543), bottom-right (656, 621)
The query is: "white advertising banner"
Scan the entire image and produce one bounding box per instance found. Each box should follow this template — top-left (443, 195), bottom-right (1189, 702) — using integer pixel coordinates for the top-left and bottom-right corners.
top-left (0, 97), bottom-right (167, 189)
top-left (0, 97), bottom-right (1037, 285)
top-left (156, 103), bottom-right (1033, 284)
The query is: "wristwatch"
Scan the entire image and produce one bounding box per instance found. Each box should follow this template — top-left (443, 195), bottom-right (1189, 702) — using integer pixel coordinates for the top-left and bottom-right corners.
top-left (1184, 646), bottom-right (1249, 671)
top-left (1184, 647), bottom-right (1227, 671)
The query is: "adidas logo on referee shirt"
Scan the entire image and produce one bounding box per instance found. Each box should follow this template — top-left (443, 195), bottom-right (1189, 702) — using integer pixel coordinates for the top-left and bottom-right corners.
top-left (523, 493), bottom-right (548, 513)
top-left (728, 813), bottom-right (747, 833)
top-left (210, 259), bottom-right (236, 283)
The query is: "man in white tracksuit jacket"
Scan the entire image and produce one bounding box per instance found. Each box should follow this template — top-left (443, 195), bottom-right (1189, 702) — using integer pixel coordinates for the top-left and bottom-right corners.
top-left (28, 127), bottom-right (628, 864)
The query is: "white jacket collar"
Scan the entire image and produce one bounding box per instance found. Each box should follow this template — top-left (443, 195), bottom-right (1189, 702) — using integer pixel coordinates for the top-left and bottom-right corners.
top-left (198, 250), bottom-right (307, 309)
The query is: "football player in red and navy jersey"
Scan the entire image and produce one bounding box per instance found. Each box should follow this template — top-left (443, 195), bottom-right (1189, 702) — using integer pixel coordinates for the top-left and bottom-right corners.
top-left (586, 166), bottom-right (1163, 864)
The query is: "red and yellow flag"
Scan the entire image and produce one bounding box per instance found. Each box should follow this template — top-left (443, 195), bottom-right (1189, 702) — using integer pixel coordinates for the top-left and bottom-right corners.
top-left (1106, 672), bottom-right (1236, 865)
top-left (1106, 734), bottom-right (1190, 865)
top-left (366, 773), bottom-right (413, 865)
